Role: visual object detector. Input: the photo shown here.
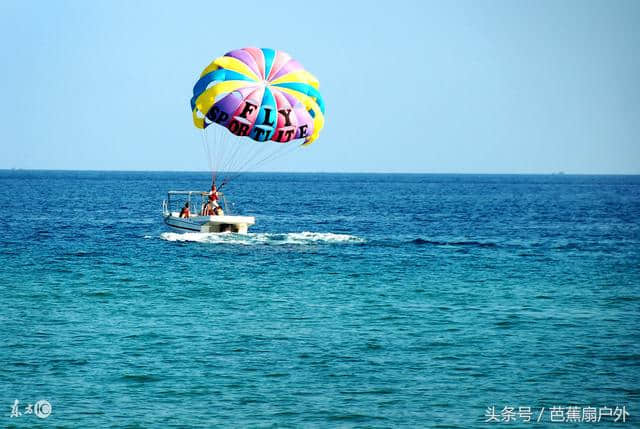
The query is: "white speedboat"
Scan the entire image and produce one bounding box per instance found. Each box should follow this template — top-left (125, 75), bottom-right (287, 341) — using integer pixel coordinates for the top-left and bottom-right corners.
top-left (163, 191), bottom-right (255, 234)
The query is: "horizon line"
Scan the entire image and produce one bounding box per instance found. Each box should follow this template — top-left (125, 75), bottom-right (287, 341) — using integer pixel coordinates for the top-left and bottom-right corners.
top-left (1, 168), bottom-right (639, 176)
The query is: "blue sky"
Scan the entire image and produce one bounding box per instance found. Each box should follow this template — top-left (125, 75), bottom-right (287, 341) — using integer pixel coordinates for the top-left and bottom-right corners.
top-left (0, 0), bottom-right (638, 173)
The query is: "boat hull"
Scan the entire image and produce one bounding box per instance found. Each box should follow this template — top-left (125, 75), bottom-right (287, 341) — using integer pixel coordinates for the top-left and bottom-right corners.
top-left (164, 214), bottom-right (255, 234)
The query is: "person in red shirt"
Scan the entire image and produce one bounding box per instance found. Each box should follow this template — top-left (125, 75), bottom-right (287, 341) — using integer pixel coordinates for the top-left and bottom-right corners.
top-left (179, 202), bottom-right (190, 218)
top-left (209, 182), bottom-right (220, 207)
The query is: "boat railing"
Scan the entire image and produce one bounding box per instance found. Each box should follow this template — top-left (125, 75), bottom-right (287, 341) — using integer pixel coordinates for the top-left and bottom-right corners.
top-left (164, 190), bottom-right (230, 217)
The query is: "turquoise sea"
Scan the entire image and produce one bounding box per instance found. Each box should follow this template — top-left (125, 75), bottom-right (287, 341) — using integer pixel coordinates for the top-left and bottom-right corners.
top-left (1, 171), bottom-right (638, 427)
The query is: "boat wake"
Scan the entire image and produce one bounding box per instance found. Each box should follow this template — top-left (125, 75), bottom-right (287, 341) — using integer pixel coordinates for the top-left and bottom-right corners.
top-left (159, 231), bottom-right (365, 245)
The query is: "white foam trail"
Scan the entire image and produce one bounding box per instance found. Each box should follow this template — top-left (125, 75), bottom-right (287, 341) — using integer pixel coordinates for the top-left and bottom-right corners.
top-left (159, 231), bottom-right (364, 245)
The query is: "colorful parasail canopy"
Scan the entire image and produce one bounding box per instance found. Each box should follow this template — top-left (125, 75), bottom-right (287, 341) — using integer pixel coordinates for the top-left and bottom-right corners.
top-left (191, 47), bottom-right (325, 145)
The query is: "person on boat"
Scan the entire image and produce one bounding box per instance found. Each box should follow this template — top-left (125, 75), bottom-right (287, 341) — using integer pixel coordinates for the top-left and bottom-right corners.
top-left (208, 182), bottom-right (220, 207)
top-left (213, 206), bottom-right (224, 216)
top-left (179, 202), bottom-right (190, 218)
top-left (202, 201), bottom-right (214, 216)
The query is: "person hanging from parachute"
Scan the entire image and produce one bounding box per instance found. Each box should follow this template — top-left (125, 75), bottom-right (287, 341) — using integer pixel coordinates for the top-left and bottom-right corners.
top-left (190, 47), bottom-right (326, 201)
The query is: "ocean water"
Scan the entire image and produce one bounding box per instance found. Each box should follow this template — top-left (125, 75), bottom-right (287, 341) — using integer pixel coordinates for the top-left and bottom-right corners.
top-left (0, 170), bottom-right (638, 427)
